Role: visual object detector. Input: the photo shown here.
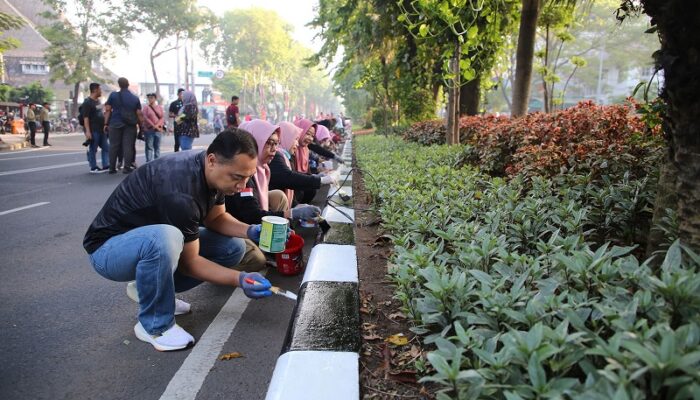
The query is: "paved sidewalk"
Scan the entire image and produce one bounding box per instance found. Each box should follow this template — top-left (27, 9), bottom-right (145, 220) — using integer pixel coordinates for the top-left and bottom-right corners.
top-left (0, 132), bottom-right (84, 152)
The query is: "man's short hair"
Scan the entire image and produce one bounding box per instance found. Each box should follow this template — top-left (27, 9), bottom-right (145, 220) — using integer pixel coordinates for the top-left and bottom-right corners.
top-left (206, 129), bottom-right (258, 162)
top-left (231, 96), bottom-right (239, 101)
top-left (177, 88), bottom-right (185, 94)
top-left (146, 93), bottom-right (157, 98)
top-left (43, 102), bottom-right (50, 106)
top-left (89, 83), bottom-right (100, 93)
top-left (117, 77), bottom-right (129, 89)
top-left (29, 103), bottom-right (35, 106)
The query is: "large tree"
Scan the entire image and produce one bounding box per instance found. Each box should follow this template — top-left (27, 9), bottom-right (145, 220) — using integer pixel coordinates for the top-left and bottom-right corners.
top-left (398, 0), bottom-right (518, 143)
top-left (0, 11), bottom-right (25, 80)
top-left (127, 0), bottom-right (210, 100)
top-left (619, 0), bottom-right (700, 251)
top-left (41, 0), bottom-right (132, 117)
top-left (312, 0), bottom-right (440, 130)
top-left (203, 7), bottom-right (339, 120)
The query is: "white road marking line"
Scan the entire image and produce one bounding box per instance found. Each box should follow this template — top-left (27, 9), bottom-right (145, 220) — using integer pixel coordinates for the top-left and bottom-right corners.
top-left (159, 288), bottom-right (253, 400)
top-left (0, 151), bottom-right (84, 161)
top-left (0, 202), bottom-right (50, 216)
top-left (0, 161), bottom-right (85, 176)
top-left (0, 149), bottom-right (184, 176)
top-left (0, 146), bottom-right (47, 156)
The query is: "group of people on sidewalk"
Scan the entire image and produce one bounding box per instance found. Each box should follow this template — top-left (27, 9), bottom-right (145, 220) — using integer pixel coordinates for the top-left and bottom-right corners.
top-left (81, 78), bottom-right (202, 174)
top-left (25, 102), bottom-right (52, 148)
top-left (83, 88), bottom-right (350, 351)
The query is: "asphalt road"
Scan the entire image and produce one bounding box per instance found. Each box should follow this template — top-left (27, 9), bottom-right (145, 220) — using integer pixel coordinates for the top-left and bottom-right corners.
top-left (0, 133), bottom-right (308, 400)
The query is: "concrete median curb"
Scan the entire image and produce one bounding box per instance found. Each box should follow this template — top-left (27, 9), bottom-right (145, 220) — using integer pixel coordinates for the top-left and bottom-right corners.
top-left (266, 137), bottom-right (360, 400)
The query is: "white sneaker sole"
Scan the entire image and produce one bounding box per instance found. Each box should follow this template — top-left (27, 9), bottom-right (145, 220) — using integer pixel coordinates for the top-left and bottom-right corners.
top-left (134, 322), bottom-right (194, 352)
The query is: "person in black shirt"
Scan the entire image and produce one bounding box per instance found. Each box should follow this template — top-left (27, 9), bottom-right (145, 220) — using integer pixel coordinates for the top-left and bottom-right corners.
top-left (81, 83), bottom-right (110, 173)
top-left (84, 130), bottom-right (274, 352)
top-left (169, 88), bottom-right (184, 152)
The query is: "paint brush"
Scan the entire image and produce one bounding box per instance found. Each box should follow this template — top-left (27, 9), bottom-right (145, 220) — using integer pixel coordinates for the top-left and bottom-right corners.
top-left (244, 278), bottom-right (298, 301)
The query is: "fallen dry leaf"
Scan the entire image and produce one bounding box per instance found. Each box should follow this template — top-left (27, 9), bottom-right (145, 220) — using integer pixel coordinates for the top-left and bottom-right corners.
top-left (363, 333), bottom-right (382, 341)
top-left (388, 312), bottom-right (406, 321)
top-left (409, 345), bottom-right (421, 358)
top-left (219, 352), bottom-right (244, 361)
top-left (385, 333), bottom-right (409, 346)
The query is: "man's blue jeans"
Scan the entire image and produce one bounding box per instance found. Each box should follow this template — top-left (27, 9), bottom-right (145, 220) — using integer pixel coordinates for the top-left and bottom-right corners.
top-left (87, 129), bottom-right (110, 170)
top-left (88, 225), bottom-right (246, 335)
top-left (179, 135), bottom-right (194, 150)
top-left (144, 130), bottom-right (161, 162)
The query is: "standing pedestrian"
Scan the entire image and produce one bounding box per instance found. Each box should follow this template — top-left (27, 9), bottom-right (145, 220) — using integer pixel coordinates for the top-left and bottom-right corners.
top-left (26, 103), bottom-right (38, 148)
top-left (213, 114), bottom-right (223, 134)
top-left (104, 77), bottom-right (144, 174)
top-left (174, 91), bottom-right (199, 150)
top-left (143, 93), bottom-right (164, 162)
top-left (226, 95), bottom-right (240, 128)
top-left (169, 88), bottom-right (184, 152)
top-left (39, 102), bottom-right (51, 146)
top-left (81, 83), bottom-right (110, 173)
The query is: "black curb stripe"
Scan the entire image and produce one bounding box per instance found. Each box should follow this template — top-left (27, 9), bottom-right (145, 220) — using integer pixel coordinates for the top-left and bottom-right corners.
top-left (281, 281), bottom-right (360, 354)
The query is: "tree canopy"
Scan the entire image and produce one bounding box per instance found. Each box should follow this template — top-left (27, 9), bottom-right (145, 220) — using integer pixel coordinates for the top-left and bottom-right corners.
top-left (202, 7), bottom-right (340, 119)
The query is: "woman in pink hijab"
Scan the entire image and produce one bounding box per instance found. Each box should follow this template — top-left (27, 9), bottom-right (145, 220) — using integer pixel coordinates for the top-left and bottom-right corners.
top-left (269, 122), bottom-right (336, 207)
top-left (236, 120), bottom-right (284, 211)
top-left (315, 124), bottom-right (331, 143)
top-left (293, 118), bottom-right (316, 173)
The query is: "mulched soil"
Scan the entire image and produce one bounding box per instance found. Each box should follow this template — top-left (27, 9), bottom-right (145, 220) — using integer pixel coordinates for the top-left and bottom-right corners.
top-left (352, 155), bottom-right (435, 400)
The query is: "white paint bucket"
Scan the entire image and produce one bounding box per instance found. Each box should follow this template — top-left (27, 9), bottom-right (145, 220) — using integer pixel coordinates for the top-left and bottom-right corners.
top-left (259, 216), bottom-right (289, 253)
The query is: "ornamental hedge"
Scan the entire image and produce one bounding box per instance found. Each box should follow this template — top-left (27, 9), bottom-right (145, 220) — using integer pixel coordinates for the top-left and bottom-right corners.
top-left (402, 101), bottom-right (664, 180)
top-left (356, 135), bottom-right (699, 399)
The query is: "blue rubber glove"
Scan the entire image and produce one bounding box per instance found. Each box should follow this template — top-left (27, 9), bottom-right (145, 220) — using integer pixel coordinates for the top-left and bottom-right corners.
top-left (291, 204), bottom-right (322, 220)
top-left (238, 272), bottom-right (272, 299)
top-left (247, 224), bottom-right (262, 244)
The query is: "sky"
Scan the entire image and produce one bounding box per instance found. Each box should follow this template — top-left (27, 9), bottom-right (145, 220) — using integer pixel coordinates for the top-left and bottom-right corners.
top-left (104, 0), bottom-right (321, 87)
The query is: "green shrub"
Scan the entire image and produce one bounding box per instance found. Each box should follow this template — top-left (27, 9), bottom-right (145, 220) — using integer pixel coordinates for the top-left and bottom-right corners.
top-left (401, 101), bottom-right (664, 180)
top-left (356, 135), bottom-right (700, 400)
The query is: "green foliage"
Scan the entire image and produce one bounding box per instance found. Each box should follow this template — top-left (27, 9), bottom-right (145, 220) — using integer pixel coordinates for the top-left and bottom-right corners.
top-left (127, 0), bottom-right (211, 98)
top-left (0, 11), bottom-right (24, 52)
top-left (398, 0), bottom-right (519, 84)
top-left (203, 7), bottom-right (339, 117)
top-left (312, 0), bottom-right (445, 126)
top-left (356, 135), bottom-right (700, 399)
top-left (402, 101), bottom-right (664, 181)
top-left (0, 82), bottom-right (54, 104)
top-left (40, 0), bottom-right (134, 115)
top-left (0, 11), bottom-right (24, 79)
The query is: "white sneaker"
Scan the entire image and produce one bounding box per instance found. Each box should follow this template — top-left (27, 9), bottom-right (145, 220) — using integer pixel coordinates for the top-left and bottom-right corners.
top-left (126, 281), bottom-right (191, 315)
top-left (134, 321), bottom-right (194, 351)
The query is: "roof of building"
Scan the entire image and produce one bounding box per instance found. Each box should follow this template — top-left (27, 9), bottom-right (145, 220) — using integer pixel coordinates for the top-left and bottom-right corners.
top-left (0, 0), bottom-right (50, 58)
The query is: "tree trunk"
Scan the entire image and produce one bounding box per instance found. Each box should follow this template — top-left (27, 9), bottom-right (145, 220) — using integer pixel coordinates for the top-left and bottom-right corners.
top-left (446, 41), bottom-right (461, 145)
top-left (72, 82), bottom-right (80, 118)
top-left (511, 0), bottom-right (541, 117)
top-left (646, 158), bottom-right (678, 258)
top-left (542, 24), bottom-right (551, 113)
top-left (459, 75), bottom-right (481, 116)
top-left (150, 38), bottom-right (161, 100)
top-left (642, 0), bottom-right (700, 252)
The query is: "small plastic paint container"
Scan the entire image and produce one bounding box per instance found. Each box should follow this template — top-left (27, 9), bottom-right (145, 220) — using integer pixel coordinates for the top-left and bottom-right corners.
top-left (259, 216), bottom-right (289, 253)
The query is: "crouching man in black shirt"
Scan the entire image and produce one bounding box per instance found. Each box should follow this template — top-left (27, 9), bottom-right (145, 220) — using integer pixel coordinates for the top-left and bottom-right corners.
top-left (83, 130), bottom-right (273, 352)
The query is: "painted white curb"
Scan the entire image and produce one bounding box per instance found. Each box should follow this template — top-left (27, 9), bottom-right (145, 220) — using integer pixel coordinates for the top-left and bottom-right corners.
top-left (302, 244), bottom-right (358, 284)
top-left (322, 205), bottom-right (355, 223)
top-left (266, 351), bottom-right (359, 400)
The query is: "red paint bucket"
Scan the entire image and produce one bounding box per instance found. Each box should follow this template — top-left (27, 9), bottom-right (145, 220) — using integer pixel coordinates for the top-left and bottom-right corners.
top-left (275, 233), bottom-right (305, 276)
